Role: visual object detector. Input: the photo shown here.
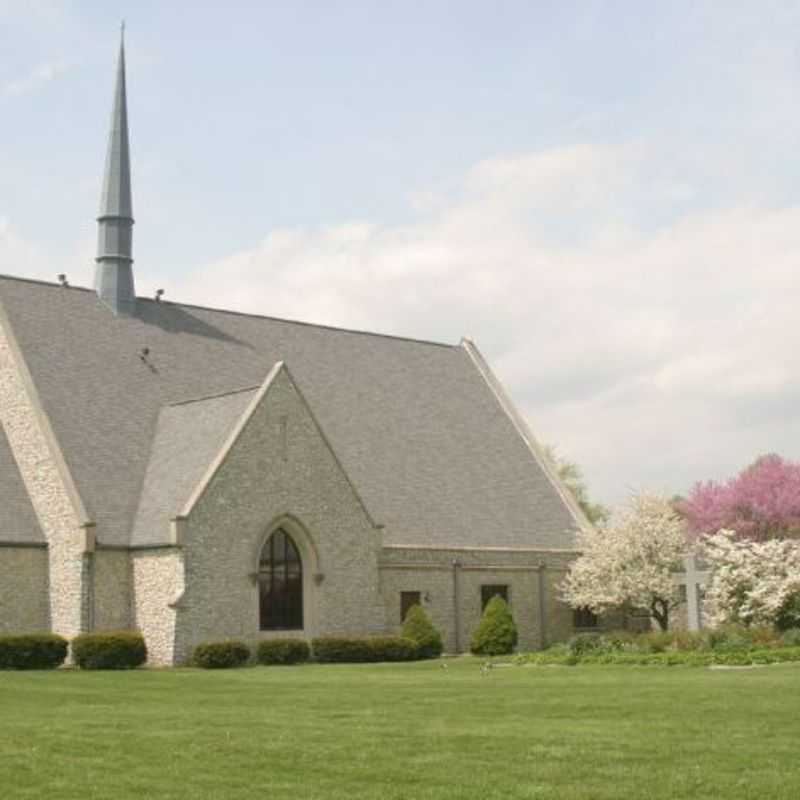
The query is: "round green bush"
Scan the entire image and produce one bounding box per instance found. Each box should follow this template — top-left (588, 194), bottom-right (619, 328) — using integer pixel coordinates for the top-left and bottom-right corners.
top-left (401, 605), bottom-right (443, 659)
top-left (71, 631), bottom-right (147, 670)
top-left (193, 640), bottom-right (251, 669)
top-left (257, 638), bottom-right (310, 665)
top-left (0, 633), bottom-right (68, 670)
top-left (470, 595), bottom-right (518, 656)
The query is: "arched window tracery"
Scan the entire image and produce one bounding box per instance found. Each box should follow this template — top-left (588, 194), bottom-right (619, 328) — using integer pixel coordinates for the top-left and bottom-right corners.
top-left (258, 528), bottom-right (303, 630)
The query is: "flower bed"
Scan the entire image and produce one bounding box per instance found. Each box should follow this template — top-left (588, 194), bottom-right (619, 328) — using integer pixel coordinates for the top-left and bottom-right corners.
top-left (514, 626), bottom-right (800, 667)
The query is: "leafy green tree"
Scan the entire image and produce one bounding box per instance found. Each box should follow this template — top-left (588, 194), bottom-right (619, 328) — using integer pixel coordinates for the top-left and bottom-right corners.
top-left (544, 445), bottom-right (610, 526)
top-left (401, 604), bottom-right (443, 658)
top-left (470, 595), bottom-right (518, 656)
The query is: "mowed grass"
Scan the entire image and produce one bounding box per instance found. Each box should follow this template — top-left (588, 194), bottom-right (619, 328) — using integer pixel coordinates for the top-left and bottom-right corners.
top-left (2, 659), bottom-right (799, 800)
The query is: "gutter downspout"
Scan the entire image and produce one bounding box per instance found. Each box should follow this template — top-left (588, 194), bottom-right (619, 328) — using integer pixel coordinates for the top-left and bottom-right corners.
top-left (537, 561), bottom-right (547, 650)
top-left (81, 523), bottom-right (97, 633)
top-left (452, 559), bottom-right (462, 652)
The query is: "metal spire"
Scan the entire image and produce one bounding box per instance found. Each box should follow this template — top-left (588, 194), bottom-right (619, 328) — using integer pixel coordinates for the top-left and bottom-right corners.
top-left (95, 23), bottom-right (136, 315)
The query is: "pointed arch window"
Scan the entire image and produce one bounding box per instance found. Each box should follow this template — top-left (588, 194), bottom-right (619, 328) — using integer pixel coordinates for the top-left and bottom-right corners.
top-left (258, 528), bottom-right (303, 630)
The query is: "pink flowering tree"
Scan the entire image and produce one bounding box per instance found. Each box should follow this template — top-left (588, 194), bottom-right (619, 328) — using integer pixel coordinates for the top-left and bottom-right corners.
top-left (562, 492), bottom-right (688, 631)
top-left (681, 454), bottom-right (800, 541)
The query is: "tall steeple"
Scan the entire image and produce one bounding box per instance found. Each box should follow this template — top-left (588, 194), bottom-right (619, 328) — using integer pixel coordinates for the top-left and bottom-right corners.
top-left (95, 23), bottom-right (136, 315)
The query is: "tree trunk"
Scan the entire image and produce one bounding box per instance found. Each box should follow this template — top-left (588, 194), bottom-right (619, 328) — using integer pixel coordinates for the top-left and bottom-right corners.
top-left (650, 598), bottom-right (669, 631)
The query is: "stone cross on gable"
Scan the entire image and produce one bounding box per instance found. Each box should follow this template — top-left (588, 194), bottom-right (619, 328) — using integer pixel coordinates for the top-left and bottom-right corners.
top-left (674, 554), bottom-right (712, 630)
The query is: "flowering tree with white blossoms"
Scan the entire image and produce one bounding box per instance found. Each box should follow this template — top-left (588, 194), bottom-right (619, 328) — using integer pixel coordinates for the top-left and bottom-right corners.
top-left (701, 530), bottom-right (800, 629)
top-left (561, 492), bottom-right (687, 631)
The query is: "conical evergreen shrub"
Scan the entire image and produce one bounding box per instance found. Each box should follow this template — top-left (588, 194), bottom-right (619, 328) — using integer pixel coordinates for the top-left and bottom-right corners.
top-left (401, 604), bottom-right (443, 658)
top-left (470, 595), bottom-right (518, 655)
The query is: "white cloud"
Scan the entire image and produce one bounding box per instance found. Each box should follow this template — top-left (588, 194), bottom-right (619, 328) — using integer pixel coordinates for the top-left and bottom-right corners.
top-left (0, 213), bottom-right (92, 285)
top-left (0, 217), bottom-right (47, 273)
top-left (157, 142), bottom-right (800, 507)
top-left (2, 60), bottom-right (69, 97)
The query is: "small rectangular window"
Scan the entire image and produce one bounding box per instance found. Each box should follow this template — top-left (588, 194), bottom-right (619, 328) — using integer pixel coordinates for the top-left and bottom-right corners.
top-left (400, 591), bottom-right (421, 622)
top-left (573, 607), bottom-right (598, 629)
top-left (678, 584), bottom-right (688, 603)
top-left (481, 584), bottom-right (509, 611)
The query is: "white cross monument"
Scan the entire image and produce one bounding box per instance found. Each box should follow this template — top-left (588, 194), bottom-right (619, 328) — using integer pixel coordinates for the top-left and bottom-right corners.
top-left (675, 554), bottom-right (711, 631)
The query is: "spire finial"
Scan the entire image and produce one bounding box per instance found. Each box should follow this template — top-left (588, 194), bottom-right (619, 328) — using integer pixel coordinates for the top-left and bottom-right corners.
top-left (94, 26), bottom-right (136, 316)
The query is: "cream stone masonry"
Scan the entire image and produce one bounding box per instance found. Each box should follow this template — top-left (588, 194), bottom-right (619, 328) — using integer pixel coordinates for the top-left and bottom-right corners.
top-left (0, 546), bottom-right (50, 633)
top-left (380, 547), bottom-right (567, 652)
top-left (0, 310), bottom-right (92, 638)
top-left (156, 363), bottom-right (386, 663)
top-left (133, 549), bottom-right (185, 665)
top-left (380, 545), bottom-right (625, 651)
top-left (93, 550), bottom-right (133, 630)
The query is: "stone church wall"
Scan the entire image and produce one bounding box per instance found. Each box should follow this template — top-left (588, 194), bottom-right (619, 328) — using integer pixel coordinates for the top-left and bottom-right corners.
top-left (0, 317), bottom-right (89, 638)
top-left (133, 548), bottom-right (185, 665)
top-left (167, 367), bottom-right (386, 665)
top-left (0, 546), bottom-right (50, 633)
top-left (380, 546), bottom-right (627, 652)
top-left (92, 550), bottom-right (132, 631)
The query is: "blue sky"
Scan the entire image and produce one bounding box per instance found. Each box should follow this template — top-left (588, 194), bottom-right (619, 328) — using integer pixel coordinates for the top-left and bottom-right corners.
top-left (2, 1), bottom-right (800, 507)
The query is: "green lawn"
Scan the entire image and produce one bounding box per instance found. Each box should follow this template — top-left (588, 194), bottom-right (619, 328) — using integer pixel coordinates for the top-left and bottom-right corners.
top-left (2, 659), bottom-right (799, 799)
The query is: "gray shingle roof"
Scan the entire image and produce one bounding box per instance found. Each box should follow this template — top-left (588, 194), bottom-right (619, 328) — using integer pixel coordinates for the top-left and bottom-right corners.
top-left (0, 275), bottom-right (579, 550)
top-left (131, 387), bottom-right (256, 546)
top-left (0, 423), bottom-right (44, 544)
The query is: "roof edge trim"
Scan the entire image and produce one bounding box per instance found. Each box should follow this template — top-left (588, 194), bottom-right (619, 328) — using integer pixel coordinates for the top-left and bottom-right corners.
top-left (381, 544), bottom-right (580, 554)
top-left (167, 384), bottom-right (260, 408)
top-left (179, 361), bottom-right (285, 518)
top-left (0, 297), bottom-right (94, 527)
top-left (459, 336), bottom-right (592, 533)
top-left (0, 540), bottom-right (48, 549)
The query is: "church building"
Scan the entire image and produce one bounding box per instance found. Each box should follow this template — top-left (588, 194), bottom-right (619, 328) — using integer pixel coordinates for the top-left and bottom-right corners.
top-left (0, 36), bottom-right (608, 664)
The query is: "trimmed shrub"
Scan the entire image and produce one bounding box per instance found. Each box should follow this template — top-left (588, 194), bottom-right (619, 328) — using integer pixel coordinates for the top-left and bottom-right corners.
top-left (514, 645), bottom-right (800, 668)
top-left (776, 594), bottom-right (800, 632)
top-left (597, 631), bottom-right (639, 652)
top-left (312, 635), bottom-right (419, 663)
top-left (669, 629), bottom-right (711, 651)
top-left (72, 630), bottom-right (147, 670)
top-left (746, 625), bottom-right (782, 648)
top-left (313, 636), bottom-right (371, 663)
top-left (401, 605), bottom-right (443, 659)
top-left (637, 631), bottom-right (674, 653)
top-left (369, 636), bottom-right (418, 662)
top-left (470, 595), bottom-right (518, 656)
top-left (193, 640), bottom-right (251, 669)
top-left (256, 638), bottom-right (310, 665)
top-left (781, 628), bottom-right (800, 647)
top-left (568, 632), bottom-right (603, 656)
top-left (702, 624), bottom-right (779, 650)
top-left (0, 633), bottom-right (68, 670)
